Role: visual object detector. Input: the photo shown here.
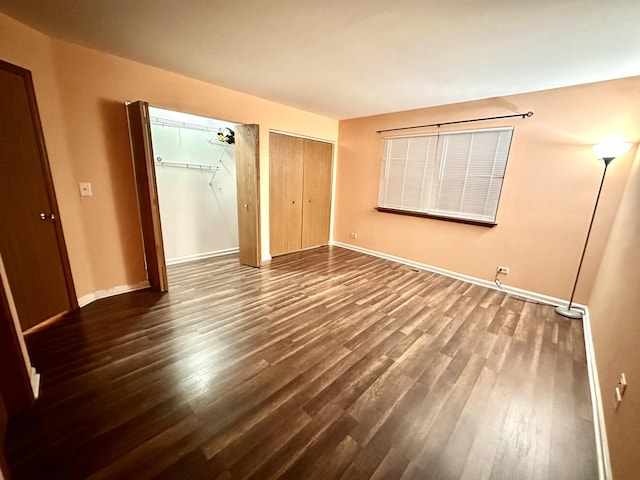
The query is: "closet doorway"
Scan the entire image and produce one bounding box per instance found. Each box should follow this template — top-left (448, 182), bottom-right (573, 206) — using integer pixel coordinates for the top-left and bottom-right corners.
top-left (149, 107), bottom-right (239, 265)
top-left (126, 102), bottom-right (260, 292)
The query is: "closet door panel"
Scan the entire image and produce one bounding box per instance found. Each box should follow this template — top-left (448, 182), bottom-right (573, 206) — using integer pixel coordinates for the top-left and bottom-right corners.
top-left (126, 101), bottom-right (168, 291)
top-left (235, 124), bottom-right (261, 267)
top-left (269, 133), bottom-right (304, 256)
top-left (301, 139), bottom-right (333, 249)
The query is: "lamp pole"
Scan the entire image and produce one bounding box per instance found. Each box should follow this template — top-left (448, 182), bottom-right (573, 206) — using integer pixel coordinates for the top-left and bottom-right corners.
top-left (555, 158), bottom-right (613, 319)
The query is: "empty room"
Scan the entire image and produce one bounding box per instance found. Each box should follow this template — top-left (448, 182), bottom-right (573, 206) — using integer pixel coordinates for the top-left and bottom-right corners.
top-left (0, 1), bottom-right (639, 479)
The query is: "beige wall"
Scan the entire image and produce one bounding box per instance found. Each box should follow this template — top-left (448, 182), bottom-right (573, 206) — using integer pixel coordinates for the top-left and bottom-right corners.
top-left (0, 12), bottom-right (338, 298)
top-left (588, 148), bottom-right (640, 480)
top-left (335, 78), bottom-right (640, 302)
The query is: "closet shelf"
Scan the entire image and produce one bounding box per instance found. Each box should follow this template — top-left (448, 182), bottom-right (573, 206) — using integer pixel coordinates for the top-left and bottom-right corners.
top-left (150, 116), bottom-right (232, 144)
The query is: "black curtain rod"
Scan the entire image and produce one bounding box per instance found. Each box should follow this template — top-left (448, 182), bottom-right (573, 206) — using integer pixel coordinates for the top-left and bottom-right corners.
top-left (376, 111), bottom-right (534, 134)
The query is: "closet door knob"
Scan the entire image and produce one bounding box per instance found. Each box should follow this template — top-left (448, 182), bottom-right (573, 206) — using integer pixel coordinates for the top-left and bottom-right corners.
top-left (40, 212), bottom-right (55, 221)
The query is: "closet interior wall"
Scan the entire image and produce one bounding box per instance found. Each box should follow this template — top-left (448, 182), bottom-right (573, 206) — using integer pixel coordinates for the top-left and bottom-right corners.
top-left (269, 132), bottom-right (333, 257)
top-left (149, 107), bottom-right (238, 264)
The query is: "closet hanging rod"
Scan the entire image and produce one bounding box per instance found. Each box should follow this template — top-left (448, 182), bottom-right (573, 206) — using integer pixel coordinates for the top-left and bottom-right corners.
top-left (376, 111), bottom-right (533, 134)
top-left (155, 160), bottom-right (220, 171)
top-left (150, 116), bottom-right (224, 134)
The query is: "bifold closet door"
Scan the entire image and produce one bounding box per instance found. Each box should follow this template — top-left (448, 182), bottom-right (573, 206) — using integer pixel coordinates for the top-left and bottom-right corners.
top-left (269, 132), bottom-right (332, 257)
top-left (235, 124), bottom-right (262, 268)
top-left (126, 101), bottom-right (169, 291)
top-left (269, 133), bottom-right (304, 256)
top-left (301, 140), bottom-right (333, 249)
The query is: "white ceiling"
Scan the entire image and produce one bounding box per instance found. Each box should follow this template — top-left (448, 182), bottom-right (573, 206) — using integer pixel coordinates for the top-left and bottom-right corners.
top-left (1, 0), bottom-right (639, 119)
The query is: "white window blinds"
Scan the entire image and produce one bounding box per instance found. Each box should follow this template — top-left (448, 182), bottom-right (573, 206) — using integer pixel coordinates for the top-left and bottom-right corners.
top-left (378, 127), bottom-right (513, 224)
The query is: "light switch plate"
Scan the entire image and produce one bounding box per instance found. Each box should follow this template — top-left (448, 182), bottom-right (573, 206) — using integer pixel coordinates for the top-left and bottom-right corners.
top-left (79, 182), bottom-right (92, 197)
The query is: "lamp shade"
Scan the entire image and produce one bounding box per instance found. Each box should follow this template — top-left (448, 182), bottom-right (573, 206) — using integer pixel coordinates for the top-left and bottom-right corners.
top-left (593, 140), bottom-right (632, 160)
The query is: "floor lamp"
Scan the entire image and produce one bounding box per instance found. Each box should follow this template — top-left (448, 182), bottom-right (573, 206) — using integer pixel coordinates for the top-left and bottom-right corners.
top-left (555, 140), bottom-right (632, 319)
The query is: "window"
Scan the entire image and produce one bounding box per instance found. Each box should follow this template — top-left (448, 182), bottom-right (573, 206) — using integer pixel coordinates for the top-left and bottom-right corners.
top-left (377, 127), bottom-right (513, 225)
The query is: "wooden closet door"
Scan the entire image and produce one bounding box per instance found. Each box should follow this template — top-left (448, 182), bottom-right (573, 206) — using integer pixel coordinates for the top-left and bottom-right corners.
top-left (125, 101), bottom-right (169, 291)
top-left (235, 124), bottom-right (261, 267)
top-left (301, 139), bottom-right (333, 249)
top-left (269, 133), bottom-right (304, 256)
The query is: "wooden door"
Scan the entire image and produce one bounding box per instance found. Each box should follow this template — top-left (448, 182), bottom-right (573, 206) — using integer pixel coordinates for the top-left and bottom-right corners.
top-left (301, 139), bottom-right (333, 249)
top-left (235, 124), bottom-right (261, 267)
top-left (0, 60), bottom-right (76, 331)
top-left (125, 101), bottom-right (168, 292)
top-left (269, 133), bottom-right (304, 256)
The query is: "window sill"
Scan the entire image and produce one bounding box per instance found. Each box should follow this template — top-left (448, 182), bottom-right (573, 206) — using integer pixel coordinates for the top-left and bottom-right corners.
top-left (375, 207), bottom-right (497, 228)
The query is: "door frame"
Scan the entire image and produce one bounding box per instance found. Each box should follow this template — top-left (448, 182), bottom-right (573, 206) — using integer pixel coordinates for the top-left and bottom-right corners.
top-left (0, 253), bottom-right (35, 416)
top-left (0, 60), bottom-right (77, 313)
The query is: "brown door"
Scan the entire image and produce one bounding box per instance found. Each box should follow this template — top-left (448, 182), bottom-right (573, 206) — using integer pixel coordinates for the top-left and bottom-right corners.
top-left (269, 132), bottom-right (304, 256)
top-left (0, 60), bottom-right (76, 331)
top-left (235, 124), bottom-right (261, 267)
top-left (125, 101), bottom-right (168, 292)
top-left (301, 139), bottom-right (333, 249)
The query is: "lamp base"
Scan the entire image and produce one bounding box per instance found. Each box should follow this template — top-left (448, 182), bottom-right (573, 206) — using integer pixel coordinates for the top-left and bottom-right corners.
top-left (555, 306), bottom-right (584, 319)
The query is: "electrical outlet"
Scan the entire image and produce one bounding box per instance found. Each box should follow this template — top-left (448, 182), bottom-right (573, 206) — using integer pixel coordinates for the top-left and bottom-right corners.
top-left (497, 265), bottom-right (509, 275)
top-left (618, 372), bottom-right (627, 395)
top-left (79, 182), bottom-right (92, 197)
top-left (614, 372), bottom-right (628, 411)
top-left (350, 233), bottom-right (358, 239)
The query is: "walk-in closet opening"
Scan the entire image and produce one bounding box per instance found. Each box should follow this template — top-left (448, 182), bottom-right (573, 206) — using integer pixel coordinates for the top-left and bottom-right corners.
top-left (148, 107), bottom-right (238, 265)
top-left (127, 101), bottom-right (260, 290)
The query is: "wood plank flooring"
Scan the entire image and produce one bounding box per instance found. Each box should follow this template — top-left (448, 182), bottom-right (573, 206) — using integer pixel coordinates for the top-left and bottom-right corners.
top-left (5, 246), bottom-right (598, 479)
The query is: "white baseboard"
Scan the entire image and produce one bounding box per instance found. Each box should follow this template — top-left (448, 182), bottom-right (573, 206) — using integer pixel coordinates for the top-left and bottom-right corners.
top-left (77, 248), bottom-right (239, 308)
top-left (166, 247), bottom-right (239, 266)
top-left (330, 240), bottom-right (608, 478)
top-left (582, 308), bottom-right (612, 480)
top-left (263, 244), bottom-right (331, 262)
top-left (330, 241), bottom-right (583, 309)
top-left (77, 280), bottom-right (151, 308)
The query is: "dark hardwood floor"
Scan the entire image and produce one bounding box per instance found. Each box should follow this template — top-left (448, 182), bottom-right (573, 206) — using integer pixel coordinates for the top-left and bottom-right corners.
top-left (5, 246), bottom-right (598, 479)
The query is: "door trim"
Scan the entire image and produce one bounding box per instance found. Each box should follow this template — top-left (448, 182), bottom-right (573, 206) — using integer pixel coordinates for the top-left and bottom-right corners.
top-left (0, 60), bottom-right (77, 312)
top-left (269, 129), bottom-right (335, 145)
top-left (0, 253), bottom-right (35, 416)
